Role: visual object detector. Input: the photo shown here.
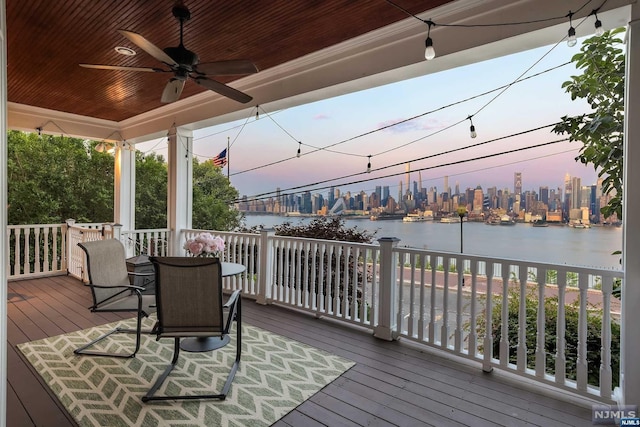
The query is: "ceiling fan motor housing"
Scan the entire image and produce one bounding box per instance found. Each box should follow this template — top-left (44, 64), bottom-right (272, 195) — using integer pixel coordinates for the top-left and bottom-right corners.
top-left (163, 46), bottom-right (199, 69)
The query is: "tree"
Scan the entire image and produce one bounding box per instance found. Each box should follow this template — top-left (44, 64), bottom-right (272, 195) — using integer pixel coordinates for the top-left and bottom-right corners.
top-left (135, 152), bottom-right (167, 229)
top-left (192, 159), bottom-right (242, 231)
top-left (8, 130), bottom-right (242, 232)
top-left (8, 131), bottom-right (114, 224)
top-left (552, 28), bottom-right (626, 220)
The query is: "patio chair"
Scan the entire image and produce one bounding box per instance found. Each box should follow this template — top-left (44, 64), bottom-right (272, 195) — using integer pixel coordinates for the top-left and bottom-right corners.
top-left (142, 256), bottom-right (241, 402)
top-left (76, 239), bottom-right (156, 358)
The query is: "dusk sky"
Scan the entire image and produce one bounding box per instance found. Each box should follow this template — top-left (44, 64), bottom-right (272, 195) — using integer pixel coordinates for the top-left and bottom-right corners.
top-left (138, 34), bottom-right (602, 200)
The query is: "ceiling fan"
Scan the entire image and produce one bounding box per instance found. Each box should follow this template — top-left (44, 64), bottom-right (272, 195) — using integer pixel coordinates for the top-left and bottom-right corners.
top-left (80, 1), bottom-right (258, 104)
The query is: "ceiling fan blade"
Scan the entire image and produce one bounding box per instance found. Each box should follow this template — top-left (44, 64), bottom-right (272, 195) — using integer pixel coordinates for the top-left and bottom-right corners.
top-left (195, 60), bottom-right (259, 76)
top-left (80, 64), bottom-right (162, 73)
top-left (161, 79), bottom-right (186, 103)
top-left (118, 30), bottom-right (178, 66)
top-left (193, 77), bottom-right (253, 104)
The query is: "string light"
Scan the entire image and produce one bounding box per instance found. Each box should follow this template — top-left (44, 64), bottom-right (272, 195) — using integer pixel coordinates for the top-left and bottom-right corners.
top-left (366, 155), bottom-right (372, 173)
top-left (256, 105), bottom-right (259, 120)
top-left (297, 141), bottom-right (302, 158)
top-left (567, 12), bottom-right (577, 47)
top-left (468, 116), bottom-right (477, 138)
top-left (593, 10), bottom-right (605, 36)
top-left (424, 20), bottom-right (435, 60)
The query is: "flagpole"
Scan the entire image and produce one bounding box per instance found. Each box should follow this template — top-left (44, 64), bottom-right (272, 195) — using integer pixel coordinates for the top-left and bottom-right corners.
top-left (227, 136), bottom-right (230, 182)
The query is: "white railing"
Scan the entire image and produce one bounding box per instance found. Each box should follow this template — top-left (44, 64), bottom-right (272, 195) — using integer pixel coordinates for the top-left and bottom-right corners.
top-left (119, 228), bottom-right (170, 258)
top-left (387, 243), bottom-right (622, 403)
top-left (6, 223), bottom-right (623, 403)
top-left (7, 224), bottom-right (67, 279)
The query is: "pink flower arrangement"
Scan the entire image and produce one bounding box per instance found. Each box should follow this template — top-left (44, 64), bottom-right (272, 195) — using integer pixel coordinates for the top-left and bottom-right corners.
top-left (183, 232), bottom-right (225, 258)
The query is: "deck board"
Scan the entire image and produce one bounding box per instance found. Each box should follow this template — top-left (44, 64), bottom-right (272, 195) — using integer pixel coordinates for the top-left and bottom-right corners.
top-left (7, 275), bottom-right (597, 427)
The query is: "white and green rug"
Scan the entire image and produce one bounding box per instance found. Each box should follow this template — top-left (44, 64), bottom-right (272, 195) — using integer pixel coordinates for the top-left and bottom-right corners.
top-left (17, 316), bottom-right (354, 427)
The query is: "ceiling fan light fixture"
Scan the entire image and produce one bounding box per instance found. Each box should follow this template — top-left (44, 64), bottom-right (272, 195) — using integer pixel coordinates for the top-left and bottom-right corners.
top-left (114, 46), bottom-right (136, 56)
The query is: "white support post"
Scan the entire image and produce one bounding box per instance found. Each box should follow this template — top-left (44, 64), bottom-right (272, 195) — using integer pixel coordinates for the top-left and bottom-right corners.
top-left (0, 1), bottom-right (7, 424)
top-left (619, 5), bottom-right (640, 409)
top-left (373, 237), bottom-right (400, 341)
top-left (167, 126), bottom-right (193, 256)
top-left (113, 141), bottom-right (135, 231)
top-left (256, 228), bottom-right (274, 305)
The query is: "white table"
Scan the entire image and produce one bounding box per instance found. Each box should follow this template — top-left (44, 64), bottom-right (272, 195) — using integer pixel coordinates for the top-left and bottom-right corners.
top-left (180, 261), bottom-right (246, 353)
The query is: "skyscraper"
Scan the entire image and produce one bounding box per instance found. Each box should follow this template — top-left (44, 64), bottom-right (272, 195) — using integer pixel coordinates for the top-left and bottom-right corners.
top-left (514, 172), bottom-right (522, 195)
top-left (405, 163), bottom-right (411, 197)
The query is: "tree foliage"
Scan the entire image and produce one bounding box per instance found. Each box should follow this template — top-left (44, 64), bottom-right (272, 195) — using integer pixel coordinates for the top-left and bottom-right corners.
top-left (8, 131), bottom-right (114, 224)
top-left (135, 152), bottom-right (168, 229)
top-left (192, 159), bottom-right (242, 231)
top-left (552, 28), bottom-right (626, 220)
top-left (8, 131), bottom-right (241, 231)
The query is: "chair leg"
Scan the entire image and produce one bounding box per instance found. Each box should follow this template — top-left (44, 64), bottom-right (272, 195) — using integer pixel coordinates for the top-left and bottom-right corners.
top-left (74, 312), bottom-right (149, 358)
top-left (142, 302), bottom-right (242, 402)
top-left (142, 338), bottom-right (181, 402)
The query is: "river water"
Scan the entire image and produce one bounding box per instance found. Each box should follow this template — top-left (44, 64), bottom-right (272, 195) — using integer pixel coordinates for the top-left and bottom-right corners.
top-left (242, 214), bottom-right (623, 269)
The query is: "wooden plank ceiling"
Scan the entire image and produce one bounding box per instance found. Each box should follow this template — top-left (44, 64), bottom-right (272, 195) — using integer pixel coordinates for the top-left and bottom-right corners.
top-left (6, 0), bottom-right (453, 122)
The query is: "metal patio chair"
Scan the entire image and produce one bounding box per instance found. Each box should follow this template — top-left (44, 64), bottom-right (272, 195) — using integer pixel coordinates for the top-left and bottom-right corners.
top-left (76, 239), bottom-right (156, 358)
top-left (143, 256), bottom-right (241, 402)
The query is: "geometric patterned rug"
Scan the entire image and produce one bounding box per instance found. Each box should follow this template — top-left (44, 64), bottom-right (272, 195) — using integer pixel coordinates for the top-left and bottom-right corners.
top-left (17, 316), bottom-right (354, 427)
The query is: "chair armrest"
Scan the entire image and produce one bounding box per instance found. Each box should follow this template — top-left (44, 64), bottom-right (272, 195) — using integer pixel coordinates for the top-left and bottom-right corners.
top-left (89, 283), bottom-right (146, 292)
top-left (223, 289), bottom-right (242, 309)
top-left (127, 271), bottom-right (155, 277)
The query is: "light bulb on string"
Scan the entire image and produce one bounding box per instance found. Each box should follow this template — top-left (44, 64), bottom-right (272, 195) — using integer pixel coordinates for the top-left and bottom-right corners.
top-left (468, 116), bottom-right (477, 138)
top-left (424, 21), bottom-right (435, 60)
top-left (366, 155), bottom-right (372, 173)
top-left (567, 12), bottom-right (577, 47)
top-left (297, 141), bottom-right (301, 158)
top-left (256, 105), bottom-right (259, 120)
top-left (594, 11), bottom-right (605, 36)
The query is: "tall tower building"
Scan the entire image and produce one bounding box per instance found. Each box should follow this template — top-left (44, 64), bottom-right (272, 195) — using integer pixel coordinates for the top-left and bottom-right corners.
top-left (405, 163), bottom-right (411, 196)
top-left (443, 176), bottom-right (449, 197)
top-left (514, 172), bottom-right (522, 195)
top-left (418, 171), bottom-right (423, 193)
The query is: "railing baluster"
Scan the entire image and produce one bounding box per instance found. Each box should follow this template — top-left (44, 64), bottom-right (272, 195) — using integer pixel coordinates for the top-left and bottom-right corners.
top-left (517, 263), bottom-right (528, 372)
top-left (600, 275), bottom-right (613, 399)
top-left (455, 254), bottom-right (464, 352)
top-left (468, 259), bottom-right (478, 358)
top-left (499, 262), bottom-right (510, 368)
top-left (441, 256), bottom-right (450, 348)
top-left (418, 253), bottom-right (426, 342)
top-left (577, 272), bottom-right (589, 391)
top-left (428, 255), bottom-right (437, 344)
top-left (483, 261), bottom-right (495, 372)
top-left (535, 267), bottom-right (547, 378)
top-left (555, 269), bottom-right (567, 384)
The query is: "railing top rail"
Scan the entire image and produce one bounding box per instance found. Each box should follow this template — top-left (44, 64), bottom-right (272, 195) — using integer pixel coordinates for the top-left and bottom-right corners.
top-left (122, 228), bottom-right (170, 234)
top-left (271, 233), bottom-right (379, 249)
top-left (8, 223), bottom-right (65, 229)
top-left (182, 229), bottom-right (266, 239)
top-left (393, 246), bottom-right (624, 276)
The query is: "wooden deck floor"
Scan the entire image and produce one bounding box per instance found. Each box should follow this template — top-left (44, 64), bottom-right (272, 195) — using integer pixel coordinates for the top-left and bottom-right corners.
top-left (7, 274), bottom-right (599, 426)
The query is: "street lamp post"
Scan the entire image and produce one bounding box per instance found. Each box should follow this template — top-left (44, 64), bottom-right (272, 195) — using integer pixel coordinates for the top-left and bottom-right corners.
top-left (457, 205), bottom-right (467, 286)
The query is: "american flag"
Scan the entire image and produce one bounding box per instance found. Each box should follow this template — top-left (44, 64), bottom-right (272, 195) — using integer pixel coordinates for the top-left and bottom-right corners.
top-left (211, 148), bottom-right (227, 167)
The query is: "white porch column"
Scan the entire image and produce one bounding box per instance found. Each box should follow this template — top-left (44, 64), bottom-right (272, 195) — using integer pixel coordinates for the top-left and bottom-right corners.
top-left (167, 126), bottom-right (193, 256)
top-left (374, 237), bottom-right (400, 341)
top-left (620, 5), bottom-right (640, 408)
top-left (113, 141), bottom-right (135, 231)
top-left (0, 0), bottom-right (8, 425)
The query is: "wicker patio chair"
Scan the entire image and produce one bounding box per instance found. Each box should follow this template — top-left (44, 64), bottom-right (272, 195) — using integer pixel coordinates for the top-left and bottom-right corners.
top-left (142, 256), bottom-right (241, 402)
top-left (76, 239), bottom-right (156, 358)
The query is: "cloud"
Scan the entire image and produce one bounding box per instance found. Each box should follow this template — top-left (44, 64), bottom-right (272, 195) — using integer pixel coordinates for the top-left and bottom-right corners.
top-left (314, 114), bottom-right (330, 120)
top-left (378, 118), bottom-right (443, 134)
